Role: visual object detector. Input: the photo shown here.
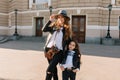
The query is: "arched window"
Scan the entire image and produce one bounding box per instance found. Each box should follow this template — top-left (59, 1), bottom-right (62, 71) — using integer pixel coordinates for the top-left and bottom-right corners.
top-left (28, 0), bottom-right (48, 9)
top-left (36, 0), bottom-right (48, 4)
top-left (111, 0), bottom-right (115, 4)
top-left (29, 0), bottom-right (33, 9)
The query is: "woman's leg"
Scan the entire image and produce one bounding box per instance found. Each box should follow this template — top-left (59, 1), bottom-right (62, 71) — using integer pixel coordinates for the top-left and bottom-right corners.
top-left (53, 66), bottom-right (58, 80)
top-left (45, 72), bottom-right (52, 80)
top-left (45, 59), bottom-right (52, 80)
top-left (45, 68), bottom-right (58, 80)
top-left (46, 65), bottom-right (58, 80)
top-left (45, 47), bottom-right (59, 80)
top-left (47, 52), bottom-right (62, 72)
top-left (46, 52), bottom-right (62, 80)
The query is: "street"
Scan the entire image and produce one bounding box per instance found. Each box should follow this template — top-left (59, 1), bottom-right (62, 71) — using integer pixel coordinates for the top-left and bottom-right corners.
top-left (0, 41), bottom-right (120, 80)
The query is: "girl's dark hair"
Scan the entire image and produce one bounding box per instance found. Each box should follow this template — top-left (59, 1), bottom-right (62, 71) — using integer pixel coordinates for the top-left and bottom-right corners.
top-left (67, 40), bottom-right (82, 63)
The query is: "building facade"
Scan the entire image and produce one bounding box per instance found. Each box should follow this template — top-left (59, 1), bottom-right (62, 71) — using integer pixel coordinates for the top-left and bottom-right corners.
top-left (0, 0), bottom-right (120, 43)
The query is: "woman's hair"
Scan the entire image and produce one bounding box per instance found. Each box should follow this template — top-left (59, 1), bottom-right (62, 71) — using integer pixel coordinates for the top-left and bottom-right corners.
top-left (50, 15), bottom-right (72, 40)
top-left (63, 17), bottom-right (72, 40)
top-left (67, 40), bottom-right (82, 63)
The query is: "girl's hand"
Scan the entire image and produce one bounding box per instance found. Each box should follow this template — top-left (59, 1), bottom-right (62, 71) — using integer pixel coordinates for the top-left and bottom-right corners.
top-left (60, 66), bottom-right (65, 71)
top-left (50, 14), bottom-right (56, 22)
top-left (73, 69), bottom-right (79, 73)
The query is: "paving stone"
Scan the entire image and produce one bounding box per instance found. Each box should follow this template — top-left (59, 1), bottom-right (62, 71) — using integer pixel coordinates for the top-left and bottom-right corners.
top-left (0, 41), bottom-right (119, 80)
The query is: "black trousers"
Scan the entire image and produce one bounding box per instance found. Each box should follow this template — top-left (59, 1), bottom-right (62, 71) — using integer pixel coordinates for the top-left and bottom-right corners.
top-left (62, 69), bottom-right (76, 80)
top-left (45, 48), bottom-right (63, 80)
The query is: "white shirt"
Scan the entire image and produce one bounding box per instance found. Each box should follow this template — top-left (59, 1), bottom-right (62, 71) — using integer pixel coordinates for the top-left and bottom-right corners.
top-left (62, 51), bottom-right (75, 68)
top-left (47, 28), bottom-right (63, 50)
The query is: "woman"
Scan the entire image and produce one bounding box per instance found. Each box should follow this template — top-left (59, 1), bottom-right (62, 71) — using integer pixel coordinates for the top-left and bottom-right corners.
top-left (42, 10), bottom-right (72, 80)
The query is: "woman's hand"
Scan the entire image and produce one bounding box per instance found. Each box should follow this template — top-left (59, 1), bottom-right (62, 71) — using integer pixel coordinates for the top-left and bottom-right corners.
top-left (73, 69), bottom-right (79, 73)
top-left (50, 14), bottom-right (57, 22)
top-left (60, 66), bottom-right (65, 71)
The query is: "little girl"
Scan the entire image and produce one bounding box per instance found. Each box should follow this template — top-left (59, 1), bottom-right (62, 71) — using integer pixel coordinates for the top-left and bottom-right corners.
top-left (60, 40), bottom-right (81, 80)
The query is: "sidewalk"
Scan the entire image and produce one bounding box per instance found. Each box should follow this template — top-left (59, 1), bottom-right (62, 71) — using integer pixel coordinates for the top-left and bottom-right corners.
top-left (0, 41), bottom-right (120, 80)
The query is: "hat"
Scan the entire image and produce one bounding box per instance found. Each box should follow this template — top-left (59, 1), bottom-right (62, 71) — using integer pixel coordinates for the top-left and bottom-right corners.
top-left (56, 10), bottom-right (70, 21)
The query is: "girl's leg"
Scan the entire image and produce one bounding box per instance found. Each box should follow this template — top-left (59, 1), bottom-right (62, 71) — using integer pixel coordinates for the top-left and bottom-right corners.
top-left (69, 71), bottom-right (76, 80)
top-left (62, 70), bottom-right (69, 80)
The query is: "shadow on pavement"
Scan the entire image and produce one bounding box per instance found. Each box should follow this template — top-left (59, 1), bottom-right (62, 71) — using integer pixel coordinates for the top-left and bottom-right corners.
top-left (0, 78), bottom-right (20, 80)
top-left (80, 44), bottom-right (120, 59)
top-left (0, 41), bottom-right (44, 51)
top-left (0, 41), bottom-right (120, 59)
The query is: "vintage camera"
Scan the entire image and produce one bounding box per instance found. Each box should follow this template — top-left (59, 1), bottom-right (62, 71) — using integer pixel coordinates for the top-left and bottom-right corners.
top-left (45, 46), bottom-right (59, 60)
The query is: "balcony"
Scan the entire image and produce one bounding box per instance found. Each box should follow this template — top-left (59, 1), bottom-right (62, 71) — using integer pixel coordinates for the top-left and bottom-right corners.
top-left (32, 3), bottom-right (48, 10)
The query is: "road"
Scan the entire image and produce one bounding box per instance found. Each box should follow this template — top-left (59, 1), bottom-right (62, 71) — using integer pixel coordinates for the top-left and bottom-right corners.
top-left (0, 41), bottom-right (120, 80)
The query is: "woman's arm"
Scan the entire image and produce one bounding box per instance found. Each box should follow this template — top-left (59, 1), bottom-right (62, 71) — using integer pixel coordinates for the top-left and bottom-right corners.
top-left (42, 20), bottom-right (53, 32)
top-left (42, 14), bottom-right (57, 32)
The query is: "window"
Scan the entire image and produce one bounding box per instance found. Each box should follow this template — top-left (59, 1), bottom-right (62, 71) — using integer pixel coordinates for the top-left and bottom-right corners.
top-left (35, 0), bottom-right (48, 4)
top-left (111, 0), bottom-right (115, 4)
top-left (115, 0), bottom-right (120, 6)
top-left (33, 0), bottom-right (35, 3)
top-left (28, 0), bottom-right (48, 9)
top-left (29, 0), bottom-right (33, 9)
